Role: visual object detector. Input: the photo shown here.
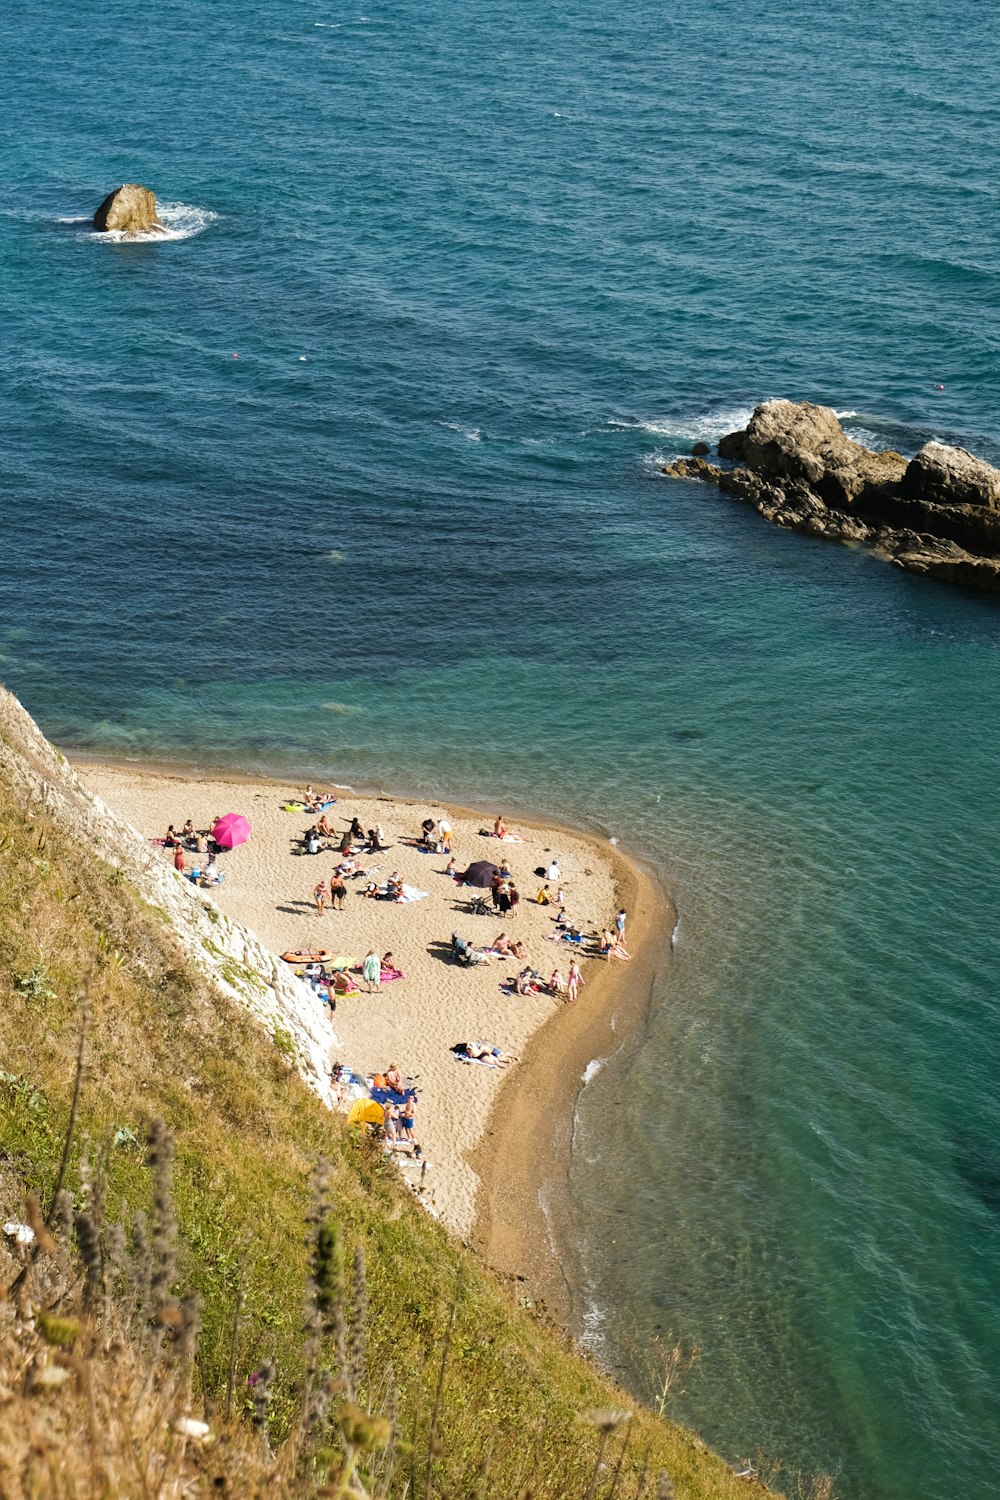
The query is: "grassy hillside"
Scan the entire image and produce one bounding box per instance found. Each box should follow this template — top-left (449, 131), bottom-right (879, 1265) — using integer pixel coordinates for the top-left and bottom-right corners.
top-left (0, 761), bottom-right (781, 1497)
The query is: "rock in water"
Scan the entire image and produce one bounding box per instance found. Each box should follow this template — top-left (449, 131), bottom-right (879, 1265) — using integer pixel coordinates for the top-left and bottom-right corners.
top-left (663, 399), bottom-right (1000, 597)
top-left (93, 184), bottom-right (164, 235)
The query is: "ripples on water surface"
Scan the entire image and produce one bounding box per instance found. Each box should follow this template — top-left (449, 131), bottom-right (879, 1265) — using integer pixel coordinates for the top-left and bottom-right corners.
top-left (2, 0), bottom-right (999, 1494)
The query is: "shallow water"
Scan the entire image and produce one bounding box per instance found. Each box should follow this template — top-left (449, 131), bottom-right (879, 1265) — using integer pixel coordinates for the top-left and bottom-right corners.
top-left (2, 0), bottom-right (1000, 1494)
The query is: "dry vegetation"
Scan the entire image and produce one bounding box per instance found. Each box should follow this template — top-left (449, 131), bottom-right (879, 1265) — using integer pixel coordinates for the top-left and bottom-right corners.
top-left (0, 768), bottom-right (784, 1497)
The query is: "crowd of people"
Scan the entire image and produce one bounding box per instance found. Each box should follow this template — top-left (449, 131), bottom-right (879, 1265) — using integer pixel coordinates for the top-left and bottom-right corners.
top-left (162, 788), bottom-right (632, 1173)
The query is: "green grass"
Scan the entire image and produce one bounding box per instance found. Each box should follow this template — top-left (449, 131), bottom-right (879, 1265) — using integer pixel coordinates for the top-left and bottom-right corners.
top-left (0, 770), bottom-right (781, 1498)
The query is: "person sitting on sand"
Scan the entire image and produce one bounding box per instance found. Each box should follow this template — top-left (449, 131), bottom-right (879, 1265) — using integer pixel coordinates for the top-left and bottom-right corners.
top-left (347, 816), bottom-right (364, 841)
top-left (364, 880), bottom-right (380, 899)
top-left (164, 824), bottom-right (180, 847)
top-left (385, 1062), bottom-right (403, 1092)
top-left (306, 828), bottom-right (322, 855)
top-left (338, 829), bottom-right (353, 855)
top-left (499, 857), bottom-right (512, 880)
top-left (368, 826), bottom-right (388, 851)
top-left (318, 813), bottom-right (333, 837)
top-left (515, 967), bottom-right (537, 996)
top-left (549, 968), bottom-right (565, 996)
top-left (493, 815), bottom-right (507, 839)
top-left (494, 932), bottom-right (525, 959)
top-left (536, 884), bottom-right (552, 905)
top-left (547, 857), bottom-right (561, 882)
top-left (387, 871), bottom-right (404, 901)
top-left (380, 952), bottom-right (405, 980)
top-left (181, 819), bottom-right (195, 841)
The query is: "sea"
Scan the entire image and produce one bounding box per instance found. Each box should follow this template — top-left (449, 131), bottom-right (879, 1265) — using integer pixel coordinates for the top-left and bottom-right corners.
top-left (2, 1), bottom-right (999, 1494)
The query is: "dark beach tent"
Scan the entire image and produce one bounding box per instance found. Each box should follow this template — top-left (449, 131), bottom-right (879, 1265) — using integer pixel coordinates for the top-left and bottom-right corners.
top-left (459, 859), bottom-right (499, 888)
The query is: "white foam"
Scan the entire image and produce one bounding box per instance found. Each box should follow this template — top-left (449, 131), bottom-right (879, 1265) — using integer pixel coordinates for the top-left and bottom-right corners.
top-left (582, 1057), bottom-right (605, 1085)
top-left (604, 404), bottom-right (756, 444)
top-left (440, 421), bottom-right (482, 441)
top-left (68, 201), bottom-right (218, 243)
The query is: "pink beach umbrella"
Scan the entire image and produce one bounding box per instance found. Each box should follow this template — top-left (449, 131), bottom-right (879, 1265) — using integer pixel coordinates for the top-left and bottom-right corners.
top-left (212, 812), bottom-right (251, 849)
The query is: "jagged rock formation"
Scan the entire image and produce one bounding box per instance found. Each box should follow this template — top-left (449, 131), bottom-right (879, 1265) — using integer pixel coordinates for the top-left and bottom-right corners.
top-left (0, 685), bottom-right (336, 1100)
top-left (93, 183), bottom-right (164, 234)
top-left (663, 400), bottom-right (1000, 593)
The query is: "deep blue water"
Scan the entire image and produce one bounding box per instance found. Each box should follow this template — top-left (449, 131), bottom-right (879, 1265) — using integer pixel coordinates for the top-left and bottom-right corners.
top-left (3, 1), bottom-right (1000, 1494)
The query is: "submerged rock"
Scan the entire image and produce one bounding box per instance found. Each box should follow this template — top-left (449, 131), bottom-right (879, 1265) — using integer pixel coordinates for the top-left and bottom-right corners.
top-left (93, 183), bottom-right (164, 235)
top-left (663, 399), bottom-right (1000, 596)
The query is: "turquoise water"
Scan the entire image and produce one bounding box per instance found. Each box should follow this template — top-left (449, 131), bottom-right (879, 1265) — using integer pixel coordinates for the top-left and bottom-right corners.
top-left (3, 0), bottom-right (1000, 1493)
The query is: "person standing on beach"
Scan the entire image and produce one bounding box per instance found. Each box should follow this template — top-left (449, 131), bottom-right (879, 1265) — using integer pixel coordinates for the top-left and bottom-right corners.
top-left (615, 908), bottom-right (627, 941)
top-left (314, 879), bottom-right (328, 915)
top-left (567, 957), bottom-right (584, 1003)
top-left (330, 872), bottom-right (347, 910)
top-left (173, 844), bottom-right (185, 874)
top-left (362, 949), bottom-right (380, 993)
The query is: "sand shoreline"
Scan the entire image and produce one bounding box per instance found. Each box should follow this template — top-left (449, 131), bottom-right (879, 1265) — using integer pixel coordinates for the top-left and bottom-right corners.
top-left (72, 753), bottom-right (672, 1320)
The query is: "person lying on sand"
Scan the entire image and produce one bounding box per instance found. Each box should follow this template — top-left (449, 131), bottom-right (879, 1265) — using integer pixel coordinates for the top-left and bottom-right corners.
top-left (451, 1042), bottom-right (518, 1068)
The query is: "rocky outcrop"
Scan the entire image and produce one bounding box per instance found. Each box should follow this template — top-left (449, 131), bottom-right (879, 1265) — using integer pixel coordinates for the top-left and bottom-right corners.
top-left (93, 183), bottom-right (164, 235)
top-left (0, 685), bottom-right (336, 1102)
top-left (663, 400), bottom-right (1000, 594)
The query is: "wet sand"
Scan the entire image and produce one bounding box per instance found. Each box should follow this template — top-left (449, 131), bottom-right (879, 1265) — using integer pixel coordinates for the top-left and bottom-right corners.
top-left (470, 848), bottom-right (673, 1328)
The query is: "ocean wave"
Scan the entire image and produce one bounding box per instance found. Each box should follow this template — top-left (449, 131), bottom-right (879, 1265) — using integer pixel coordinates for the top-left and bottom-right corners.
top-left (603, 405), bottom-right (757, 445)
top-left (581, 1057), bottom-right (605, 1084)
top-left (439, 421), bottom-right (482, 441)
top-left (58, 202), bottom-right (217, 243)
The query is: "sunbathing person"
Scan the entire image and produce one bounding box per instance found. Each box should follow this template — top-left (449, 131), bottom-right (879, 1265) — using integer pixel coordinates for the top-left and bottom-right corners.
top-left (451, 1041), bottom-right (518, 1068)
top-left (380, 952), bottom-right (405, 980)
top-left (384, 1062), bottom-right (403, 1092)
top-left (181, 819), bottom-right (195, 841)
top-left (493, 815), bottom-right (507, 839)
top-left (387, 871), bottom-right (404, 901)
top-left (318, 813), bottom-right (334, 837)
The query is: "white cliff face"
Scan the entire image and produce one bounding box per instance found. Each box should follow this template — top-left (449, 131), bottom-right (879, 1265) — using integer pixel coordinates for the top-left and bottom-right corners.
top-left (0, 687), bottom-right (337, 1104)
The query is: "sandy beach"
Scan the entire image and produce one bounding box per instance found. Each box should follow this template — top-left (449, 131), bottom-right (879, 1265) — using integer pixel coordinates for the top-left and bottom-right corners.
top-left (75, 758), bottom-right (668, 1265)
